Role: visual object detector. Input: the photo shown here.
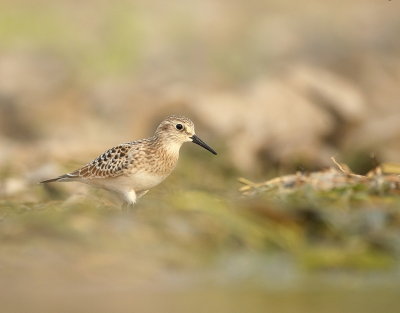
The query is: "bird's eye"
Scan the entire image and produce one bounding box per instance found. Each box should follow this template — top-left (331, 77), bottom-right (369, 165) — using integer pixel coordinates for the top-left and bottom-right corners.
top-left (176, 124), bottom-right (184, 130)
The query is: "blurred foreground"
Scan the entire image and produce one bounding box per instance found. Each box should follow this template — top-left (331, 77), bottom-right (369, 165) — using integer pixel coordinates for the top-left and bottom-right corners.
top-left (2, 158), bottom-right (400, 313)
top-left (1, 0), bottom-right (400, 312)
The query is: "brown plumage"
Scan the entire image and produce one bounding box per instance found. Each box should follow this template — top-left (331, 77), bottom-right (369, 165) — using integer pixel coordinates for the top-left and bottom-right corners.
top-left (41, 116), bottom-right (217, 207)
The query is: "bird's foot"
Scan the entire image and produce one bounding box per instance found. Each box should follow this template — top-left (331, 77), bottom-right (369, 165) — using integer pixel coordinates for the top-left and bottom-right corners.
top-left (121, 202), bottom-right (136, 211)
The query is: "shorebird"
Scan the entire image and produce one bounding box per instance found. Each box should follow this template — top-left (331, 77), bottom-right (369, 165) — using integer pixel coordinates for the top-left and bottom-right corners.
top-left (41, 115), bottom-right (217, 207)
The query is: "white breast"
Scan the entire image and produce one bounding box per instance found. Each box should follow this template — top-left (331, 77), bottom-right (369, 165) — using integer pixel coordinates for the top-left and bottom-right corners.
top-left (87, 171), bottom-right (168, 194)
top-left (129, 171), bottom-right (166, 191)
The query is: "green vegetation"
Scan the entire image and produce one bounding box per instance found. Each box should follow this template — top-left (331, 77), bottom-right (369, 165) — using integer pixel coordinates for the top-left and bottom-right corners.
top-left (2, 157), bottom-right (400, 271)
top-left (2, 157), bottom-right (400, 312)
top-left (1, 0), bottom-right (400, 311)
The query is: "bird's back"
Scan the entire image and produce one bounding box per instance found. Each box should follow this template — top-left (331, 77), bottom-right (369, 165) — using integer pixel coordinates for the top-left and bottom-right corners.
top-left (41, 137), bottom-right (179, 184)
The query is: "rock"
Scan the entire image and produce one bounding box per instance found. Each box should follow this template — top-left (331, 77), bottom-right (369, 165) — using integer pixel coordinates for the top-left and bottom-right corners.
top-left (189, 65), bottom-right (366, 172)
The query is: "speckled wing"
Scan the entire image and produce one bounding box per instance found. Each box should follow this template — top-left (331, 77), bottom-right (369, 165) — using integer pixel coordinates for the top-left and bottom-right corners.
top-left (68, 144), bottom-right (134, 179)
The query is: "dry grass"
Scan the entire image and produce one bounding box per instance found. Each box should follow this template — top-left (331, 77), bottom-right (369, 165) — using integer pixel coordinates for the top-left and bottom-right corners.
top-left (1, 0), bottom-right (400, 312)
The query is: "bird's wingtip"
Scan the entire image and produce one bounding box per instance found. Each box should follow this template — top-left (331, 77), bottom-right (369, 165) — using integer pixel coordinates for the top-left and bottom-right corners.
top-left (40, 177), bottom-right (60, 184)
top-left (40, 173), bottom-right (75, 183)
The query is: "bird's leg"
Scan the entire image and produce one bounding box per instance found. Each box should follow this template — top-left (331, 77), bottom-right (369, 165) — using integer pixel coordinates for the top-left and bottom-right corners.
top-left (136, 190), bottom-right (149, 198)
top-left (121, 202), bottom-right (135, 211)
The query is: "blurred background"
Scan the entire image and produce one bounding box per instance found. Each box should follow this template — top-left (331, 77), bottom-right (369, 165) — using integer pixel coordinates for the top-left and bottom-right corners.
top-left (1, 0), bottom-right (400, 312)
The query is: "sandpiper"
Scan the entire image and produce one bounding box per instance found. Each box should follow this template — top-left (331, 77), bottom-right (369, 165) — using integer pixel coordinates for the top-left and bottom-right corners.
top-left (41, 115), bottom-right (217, 207)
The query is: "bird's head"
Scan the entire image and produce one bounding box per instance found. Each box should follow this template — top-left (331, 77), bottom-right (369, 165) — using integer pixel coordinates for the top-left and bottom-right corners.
top-left (155, 115), bottom-right (217, 155)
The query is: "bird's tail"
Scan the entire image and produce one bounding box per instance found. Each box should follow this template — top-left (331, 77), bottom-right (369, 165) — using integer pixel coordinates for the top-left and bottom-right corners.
top-left (40, 173), bottom-right (77, 184)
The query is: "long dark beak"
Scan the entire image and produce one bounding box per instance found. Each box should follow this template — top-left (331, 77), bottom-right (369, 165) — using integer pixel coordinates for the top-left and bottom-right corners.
top-left (190, 135), bottom-right (217, 155)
